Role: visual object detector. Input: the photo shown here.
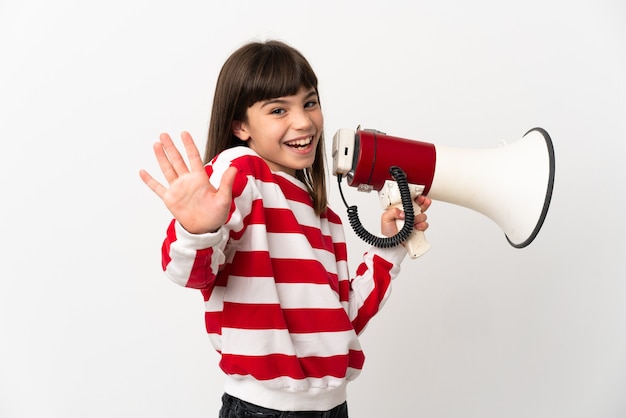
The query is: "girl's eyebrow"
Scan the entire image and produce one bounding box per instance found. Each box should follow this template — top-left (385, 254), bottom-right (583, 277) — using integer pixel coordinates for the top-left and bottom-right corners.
top-left (260, 89), bottom-right (318, 108)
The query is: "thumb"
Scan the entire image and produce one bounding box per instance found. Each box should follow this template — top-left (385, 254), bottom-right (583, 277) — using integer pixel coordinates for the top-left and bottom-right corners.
top-left (218, 166), bottom-right (238, 194)
top-left (382, 207), bottom-right (404, 223)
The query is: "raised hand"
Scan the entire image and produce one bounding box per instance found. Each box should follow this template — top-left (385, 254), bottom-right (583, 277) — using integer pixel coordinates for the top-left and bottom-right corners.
top-left (139, 131), bottom-right (237, 234)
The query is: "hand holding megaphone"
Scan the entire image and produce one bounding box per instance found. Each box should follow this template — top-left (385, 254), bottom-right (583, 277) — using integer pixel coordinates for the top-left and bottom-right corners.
top-left (379, 180), bottom-right (431, 258)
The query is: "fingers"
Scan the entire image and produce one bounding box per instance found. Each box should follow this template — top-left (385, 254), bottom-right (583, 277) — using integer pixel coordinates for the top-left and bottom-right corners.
top-left (138, 169), bottom-right (167, 199)
top-left (180, 131), bottom-right (205, 172)
top-left (153, 140), bottom-right (178, 185)
top-left (415, 195), bottom-right (432, 213)
top-left (380, 207), bottom-right (403, 237)
top-left (219, 166), bottom-right (238, 191)
top-left (410, 195), bottom-right (431, 231)
top-left (152, 133), bottom-right (185, 185)
top-left (212, 166), bottom-right (238, 205)
top-left (381, 206), bottom-right (403, 223)
top-left (414, 207), bottom-right (429, 231)
top-left (415, 218), bottom-right (429, 232)
top-left (159, 132), bottom-right (190, 179)
top-left (152, 132), bottom-right (204, 185)
top-left (381, 205), bottom-right (430, 233)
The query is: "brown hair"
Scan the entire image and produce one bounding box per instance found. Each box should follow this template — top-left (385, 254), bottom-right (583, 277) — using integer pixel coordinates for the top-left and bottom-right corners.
top-left (204, 40), bottom-right (328, 215)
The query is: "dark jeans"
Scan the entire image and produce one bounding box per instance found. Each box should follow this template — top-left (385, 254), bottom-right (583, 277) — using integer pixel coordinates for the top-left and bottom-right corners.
top-left (219, 393), bottom-right (348, 418)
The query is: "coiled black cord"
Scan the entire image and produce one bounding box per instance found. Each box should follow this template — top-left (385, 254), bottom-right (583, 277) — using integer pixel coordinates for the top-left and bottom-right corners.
top-left (337, 166), bottom-right (415, 248)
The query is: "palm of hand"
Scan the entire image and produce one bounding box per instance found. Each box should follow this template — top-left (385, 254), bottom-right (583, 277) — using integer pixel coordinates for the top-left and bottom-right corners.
top-left (139, 132), bottom-right (237, 234)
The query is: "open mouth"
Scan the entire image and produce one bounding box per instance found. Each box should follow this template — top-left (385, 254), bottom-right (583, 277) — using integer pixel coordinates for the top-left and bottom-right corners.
top-left (285, 137), bottom-right (313, 149)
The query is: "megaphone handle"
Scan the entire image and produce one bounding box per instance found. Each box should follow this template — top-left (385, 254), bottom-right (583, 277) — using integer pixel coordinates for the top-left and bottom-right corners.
top-left (379, 181), bottom-right (431, 259)
top-left (393, 201), bottom-right (431, 259)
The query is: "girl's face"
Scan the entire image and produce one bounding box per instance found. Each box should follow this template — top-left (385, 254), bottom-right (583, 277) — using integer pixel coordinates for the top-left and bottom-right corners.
top-left (232, 86), bottom-right (323, 176)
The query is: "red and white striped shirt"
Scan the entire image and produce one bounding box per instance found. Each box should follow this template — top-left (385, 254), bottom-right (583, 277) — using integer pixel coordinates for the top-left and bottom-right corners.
top-left (161, 146), bottom-right (406, 411)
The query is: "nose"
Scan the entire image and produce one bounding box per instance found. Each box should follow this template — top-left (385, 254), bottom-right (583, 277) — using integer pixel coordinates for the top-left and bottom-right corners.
top-left (291, 108), bottom-right (314, 131)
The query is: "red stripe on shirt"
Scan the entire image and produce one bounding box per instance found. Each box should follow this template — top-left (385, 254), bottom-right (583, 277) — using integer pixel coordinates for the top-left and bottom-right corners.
top-left (283, 308), bottom-right (354, 333)
top-left (186, 247), bottom-right (216, 289)
top-left (338, 279), bottom-right (350, 303)
top-left (161, 220), bottom-right (176, 270)
top-left (222, 302), bottom-right (287, 330)
top-left (274, 175), bottom-right (314, 207)
top-left (265, 208), bottom-right (334, 252)
top-left (228, 251), bottom-right (274, 277)
top-left (231, 154), bottom-right (277, 184)
top-left (271, 258), bottom-right (338, 288)
top-left (347, 349), bottom-right (365, 370)
top-left (220, 351), bottom-right (363, 380)
top-left (264, 208), bottom-right (301, 233)
top-left (352, 255), bottom-right (393, 335)
top-left (219, 304), bottom-right (353, 334)
top-left (302, 225), bottom-right (334, 252)
top-left (333, 241), bottom-right (348, 263)
top-left (205, 310), bottom-right (222, 334)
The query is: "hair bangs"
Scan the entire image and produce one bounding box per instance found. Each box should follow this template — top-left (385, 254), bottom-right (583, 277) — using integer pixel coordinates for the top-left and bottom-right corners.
top-left (243, 45), bottom-right (318, 107)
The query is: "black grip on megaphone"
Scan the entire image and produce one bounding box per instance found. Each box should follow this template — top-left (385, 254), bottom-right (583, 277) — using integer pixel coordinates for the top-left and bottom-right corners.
top-left (343, 166), bottom-right (415, 248)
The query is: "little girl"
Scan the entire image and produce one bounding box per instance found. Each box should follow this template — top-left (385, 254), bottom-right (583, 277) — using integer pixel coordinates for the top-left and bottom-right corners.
top-left (140, 40), bottom-right (431, 418)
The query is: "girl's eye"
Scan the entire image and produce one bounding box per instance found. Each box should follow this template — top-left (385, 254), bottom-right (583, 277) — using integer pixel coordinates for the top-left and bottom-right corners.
top-left (305, 100), bottom-right (319, 109)
top-left (271, 108), bottom-right (286, 115)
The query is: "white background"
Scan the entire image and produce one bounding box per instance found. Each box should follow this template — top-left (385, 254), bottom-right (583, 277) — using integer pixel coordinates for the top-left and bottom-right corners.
top-left (1, 1), bottom-right (625, 417)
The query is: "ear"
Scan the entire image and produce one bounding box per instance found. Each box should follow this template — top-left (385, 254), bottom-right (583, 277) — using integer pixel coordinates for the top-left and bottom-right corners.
top-left (232, 120), bottom-right (250, 141)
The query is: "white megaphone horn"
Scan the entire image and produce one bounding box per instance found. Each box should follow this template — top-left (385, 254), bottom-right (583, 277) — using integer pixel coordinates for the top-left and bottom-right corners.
top-left (332, 127), bottom-right (556, 258)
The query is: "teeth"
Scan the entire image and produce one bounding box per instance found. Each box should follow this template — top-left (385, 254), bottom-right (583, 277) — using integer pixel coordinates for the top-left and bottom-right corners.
top-left (287, 137), bottom-right (312, 147)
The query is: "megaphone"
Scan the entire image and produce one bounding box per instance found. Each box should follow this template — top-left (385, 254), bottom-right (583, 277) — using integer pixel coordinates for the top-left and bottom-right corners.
top-left (332, 127), bottom-right (555, 257)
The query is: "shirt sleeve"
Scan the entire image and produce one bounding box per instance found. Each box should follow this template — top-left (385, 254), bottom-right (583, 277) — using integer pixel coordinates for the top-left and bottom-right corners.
top-left (349, 245), bottom-right (407, 335)
top-left (160, 149), bottom-right (255, 290)
top-left (161, 219), bottom-right (228, 289)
